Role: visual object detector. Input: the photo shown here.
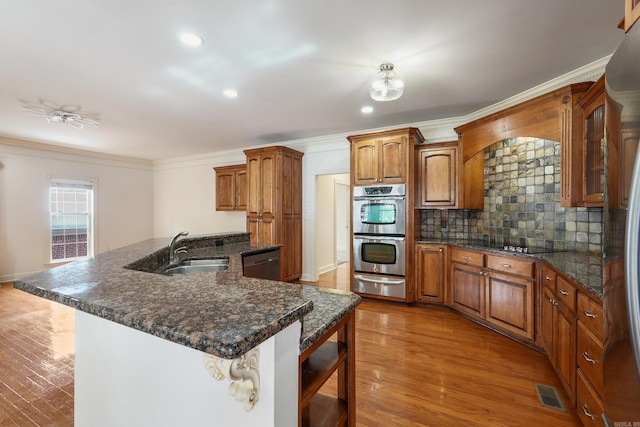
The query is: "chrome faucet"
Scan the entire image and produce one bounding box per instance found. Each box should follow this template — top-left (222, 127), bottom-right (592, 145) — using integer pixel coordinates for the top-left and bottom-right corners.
top-left (169, 231), bottom-right (189, 264)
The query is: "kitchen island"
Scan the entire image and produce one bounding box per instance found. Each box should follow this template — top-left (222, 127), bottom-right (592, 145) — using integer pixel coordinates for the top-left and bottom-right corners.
top-left (15, 232), bottom-right (361, 427)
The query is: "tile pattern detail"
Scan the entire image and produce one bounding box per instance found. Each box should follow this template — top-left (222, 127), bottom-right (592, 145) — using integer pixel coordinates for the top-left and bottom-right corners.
top-left (419, 137), bottom-right (603, 253)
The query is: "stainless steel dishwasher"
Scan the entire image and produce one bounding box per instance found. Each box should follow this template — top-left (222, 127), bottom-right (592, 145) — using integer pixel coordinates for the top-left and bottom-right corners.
top-left (242, 249), bottom-right (280, 281)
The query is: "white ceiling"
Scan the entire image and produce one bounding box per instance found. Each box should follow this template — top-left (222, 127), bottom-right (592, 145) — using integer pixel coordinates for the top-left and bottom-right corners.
top-left (0, 0), bottom-right (625, 161)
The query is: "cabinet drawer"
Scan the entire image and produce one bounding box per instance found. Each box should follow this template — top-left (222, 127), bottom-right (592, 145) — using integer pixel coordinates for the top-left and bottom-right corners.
top-left (556, 275), bottom-right (577, 311)
top-left (486, 254), bottom-right (535, 278)
top-left (576, 369), bottom-right (605, 427)
top-left (577, 292), bottom-right (603, 341)
top-left (450, 248), bottom-right (484, 267)
top-left (542, 266), bottom-right (557, 291)
top-left (577, 321), bottom-right (603, 394)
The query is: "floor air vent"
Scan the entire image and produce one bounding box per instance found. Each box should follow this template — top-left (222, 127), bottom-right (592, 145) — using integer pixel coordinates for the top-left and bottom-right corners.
top-left (534, 383), bottom-right (566, 411)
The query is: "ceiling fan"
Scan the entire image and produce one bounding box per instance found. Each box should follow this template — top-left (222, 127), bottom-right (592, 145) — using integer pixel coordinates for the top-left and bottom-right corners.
top-left (20, 98), bottom-right (101, 129)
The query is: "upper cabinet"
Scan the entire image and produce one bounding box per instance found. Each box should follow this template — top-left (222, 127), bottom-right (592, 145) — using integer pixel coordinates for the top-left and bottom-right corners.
top-left (214, 164), bottom-right (247, 211)
top-left (579, 76), bottom-right (606, 207)
top-left (348, 128), bottom-right (424, 185)
top-left (415, 142), bottom-right (458, 208)
top-left (625, 0), bottom-right (640, 32)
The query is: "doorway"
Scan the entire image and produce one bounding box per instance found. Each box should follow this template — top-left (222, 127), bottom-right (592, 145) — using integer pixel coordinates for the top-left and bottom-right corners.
top-left (315, 173), bottom-right (350, 276)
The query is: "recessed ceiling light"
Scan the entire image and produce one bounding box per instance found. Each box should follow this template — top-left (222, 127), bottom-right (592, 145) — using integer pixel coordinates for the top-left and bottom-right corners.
top-left (223, 89), bottom-right (238, 98)
top-left (361, 106), bottom-right (374, 114)
top-left (179, 33), bottom-right (204, 47)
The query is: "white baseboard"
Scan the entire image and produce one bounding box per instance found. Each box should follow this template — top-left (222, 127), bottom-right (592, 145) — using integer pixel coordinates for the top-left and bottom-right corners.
top-left (318, 263), bottom-right (337, 276)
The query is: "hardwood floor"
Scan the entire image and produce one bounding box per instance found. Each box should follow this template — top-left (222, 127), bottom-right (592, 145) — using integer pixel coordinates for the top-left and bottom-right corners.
top-left (0, 282), bottom-right (74, 426)
top-left (1, 266), bottom-right (581, 426)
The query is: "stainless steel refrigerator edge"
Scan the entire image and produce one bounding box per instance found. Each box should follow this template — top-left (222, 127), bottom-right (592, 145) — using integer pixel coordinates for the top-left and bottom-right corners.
top-left (603, 20), bottom-right (640, 425)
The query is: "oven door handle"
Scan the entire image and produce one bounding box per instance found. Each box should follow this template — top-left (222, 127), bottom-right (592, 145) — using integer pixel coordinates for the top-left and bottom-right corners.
top-left (353, 196), bottom-right (405, 202)
top-left (354, 275), bottom-right (405, 285)
top-left (353, 235), bottom-right (406, 241)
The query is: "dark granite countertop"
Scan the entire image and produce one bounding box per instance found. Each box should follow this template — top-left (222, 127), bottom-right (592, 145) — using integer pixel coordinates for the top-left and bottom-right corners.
top-left (414, 238), bottom-right (604, 299)
top-left (15, 232), bottom-right (362, 359)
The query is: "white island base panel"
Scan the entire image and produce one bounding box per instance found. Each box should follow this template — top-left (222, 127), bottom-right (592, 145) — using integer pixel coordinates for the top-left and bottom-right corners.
top-left (75, 310), bottom-right (301, 427)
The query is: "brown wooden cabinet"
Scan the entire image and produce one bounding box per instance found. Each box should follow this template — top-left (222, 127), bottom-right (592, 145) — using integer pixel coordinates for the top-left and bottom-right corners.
top-left (449, 248), bottom-right (536, 342)
top-left (415, 244), bottom-right (446, 304)
top-left (415, 142), bottom-right (458, 208)
top-left (579, 76), bottom-right (606, 207)
top-left (213, 164), bottom-right (247, 211)
top-left (625, 0), bottom-right (640, 31)
top-left (449, 248), bottom-right (485, 317)
top-left (541, 266), bottom-right (578, 404)
top-left (575, 290), bottom-right (605, 426)
top-left (244, 146), bottom-right (303, 282)
top-left (348, 128), bottom-right (424, 185)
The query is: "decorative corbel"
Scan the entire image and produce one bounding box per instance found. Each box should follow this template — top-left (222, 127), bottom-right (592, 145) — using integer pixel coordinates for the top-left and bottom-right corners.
top-left (203, 347), bottom-right (260, 412)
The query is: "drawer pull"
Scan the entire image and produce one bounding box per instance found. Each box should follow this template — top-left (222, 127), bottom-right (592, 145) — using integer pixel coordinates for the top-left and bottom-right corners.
top-left (439, 248), bottom-right (443, 252)
top-left (559, 289), bottom-right (569, 296)
top-left (545, 275), bottom-right (553, 281)
top-left (583, 310), bottom-right (598, 319)
top-left (461, 256), bottom-right (470, 261)
top-left (581, 404), bottom-right (596, 420)
top-left (582, 352), bottom-right (596, 365)
top-left (503, 263), bottom-right (513, 268)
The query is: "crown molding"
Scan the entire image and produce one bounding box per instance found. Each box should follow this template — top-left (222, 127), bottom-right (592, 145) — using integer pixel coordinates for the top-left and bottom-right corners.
top-left (151, 56), bottom-right (608, 169)
top-left (0, 136), bottom-right (153, 170)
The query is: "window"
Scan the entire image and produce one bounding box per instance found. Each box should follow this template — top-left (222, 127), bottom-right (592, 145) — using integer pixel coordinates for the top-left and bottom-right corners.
top-left (50, 180), bottom-right (94, 262)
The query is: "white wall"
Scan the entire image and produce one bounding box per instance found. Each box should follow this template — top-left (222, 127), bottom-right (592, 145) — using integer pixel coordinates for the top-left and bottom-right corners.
top-left (152, 151), bottom-right (247, 238)
top-left (0, 139), bottom-right (153, 282)
top-left (301, 144), bottom-right (351, 281)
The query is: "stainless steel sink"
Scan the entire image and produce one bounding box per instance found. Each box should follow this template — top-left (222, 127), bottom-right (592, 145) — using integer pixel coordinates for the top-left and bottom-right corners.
top-left (161, 258), bottom-right (229, 275)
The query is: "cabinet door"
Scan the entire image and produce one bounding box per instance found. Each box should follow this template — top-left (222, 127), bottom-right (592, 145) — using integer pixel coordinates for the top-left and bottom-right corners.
top-left (235, 168), bottom-right (247, 211)
top-left (352, 140), bottom-right (379, 185)
top-left (215, 169), bottom-right (237, 211)
top-left (541, 287), bottom-right (556, 358)
top-left (485, 272), bottom-right (534, 340)
top-left (555, 301), bottom-right (577, 402)
top-left (415, 244), bottom-right (445, 303)
top-left (625, 0), bottom-right (640, 31)
top-left (379, 138), bottom-right (406, 183)
top-left (418, 147), bottom-right (457, 207)
top-left (246, 155), bottom-right (262, 216)
top-left (583, 104), bottom-right (605, 205)
top-left (450, 263), bottom-right (485, 319)
top-left (259, 152), bottom-right (277, 217)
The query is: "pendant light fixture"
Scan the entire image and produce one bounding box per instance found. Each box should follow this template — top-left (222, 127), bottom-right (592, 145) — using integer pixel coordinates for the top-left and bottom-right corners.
top-left (369, 62), bottom-right (404, 102)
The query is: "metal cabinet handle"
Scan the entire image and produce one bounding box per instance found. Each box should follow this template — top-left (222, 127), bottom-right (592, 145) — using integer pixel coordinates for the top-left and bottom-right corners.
top-left (545, 275), bottom-right (553, 281)
top-left (582, 352), bottom-right (596, 365)
top-left (503, 263), bottom-right (513, 268)
top-left (583, 310), bottom-right (598, 319)
top-left (462, 256), bottom-right (471, 261)
top-left (479, 271), bottom-right (484, 276)
top-left (581, 404), bottom-right (596, 420)
top-left (439, 248), bottom-right (443, 252)
top-left (559, 289), bottom-right (569, 296)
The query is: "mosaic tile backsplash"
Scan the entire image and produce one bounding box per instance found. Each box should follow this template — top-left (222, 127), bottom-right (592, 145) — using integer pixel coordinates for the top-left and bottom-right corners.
top-left (418, 137), bottom-right (603, 254)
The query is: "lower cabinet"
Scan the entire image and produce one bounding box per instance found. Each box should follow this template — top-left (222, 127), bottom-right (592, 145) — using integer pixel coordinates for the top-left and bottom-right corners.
top-left (448, 248), bottom-right (535, 342)
top-left (576, 291), bottom-right (605, 426)
top-left (415, 244), bottom-right (446, 304)
top-left (541, 267), bottom-right (578, 404)
top-left (485, 271), bottom-right (534, 341)
top-left (450, 262), bottom-right (484, 317)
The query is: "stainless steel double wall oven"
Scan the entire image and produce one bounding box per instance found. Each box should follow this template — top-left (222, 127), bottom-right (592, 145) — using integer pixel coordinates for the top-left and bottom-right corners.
top-left (352, 183), bottom-right (407, 298)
